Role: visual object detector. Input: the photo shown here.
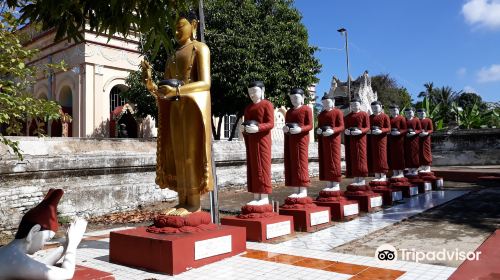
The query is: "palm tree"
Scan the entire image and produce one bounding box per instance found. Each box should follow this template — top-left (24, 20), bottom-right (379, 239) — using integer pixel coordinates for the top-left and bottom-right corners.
top-left (418, 82), bottom-right (434, 99)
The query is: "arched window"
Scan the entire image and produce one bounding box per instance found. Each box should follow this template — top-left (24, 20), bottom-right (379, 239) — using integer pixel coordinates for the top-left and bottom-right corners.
top-left (110, 86), bottom-right (127, 111)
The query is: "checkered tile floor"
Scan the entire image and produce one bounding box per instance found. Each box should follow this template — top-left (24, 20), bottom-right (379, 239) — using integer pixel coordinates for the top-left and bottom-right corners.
top-left (37, 190), bottom-right (468, 279)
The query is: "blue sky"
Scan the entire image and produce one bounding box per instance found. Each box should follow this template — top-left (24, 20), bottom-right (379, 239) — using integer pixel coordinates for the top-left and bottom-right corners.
top-left (293, 0), bottom-right (500, 102)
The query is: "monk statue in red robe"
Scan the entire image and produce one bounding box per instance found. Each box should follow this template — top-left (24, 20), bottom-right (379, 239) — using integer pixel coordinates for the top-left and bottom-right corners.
top-left (417, 108), bottom-right (433, 173)
top-left (241, 81), bottom-right (274, 205)
top-left (344, 98), bottom-right (370, 185)
top-left (368, 101), bottom-right (390, 181)
top-left (283, 88), bottom-right (313, 198)
top-left (404, 108), bottom-right (422, 176)
top-left (316, 93), bottom-right (344, 191)
top-left (388, 104), bottom-right (407, 178)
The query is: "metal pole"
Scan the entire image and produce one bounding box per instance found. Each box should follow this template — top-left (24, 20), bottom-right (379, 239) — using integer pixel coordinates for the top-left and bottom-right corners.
top-left (198, 0), bottom-right (220, 224)
top-left (345, 31), bottom-right (351, 103)
top-left (198, 0), bottom-right (206, 43)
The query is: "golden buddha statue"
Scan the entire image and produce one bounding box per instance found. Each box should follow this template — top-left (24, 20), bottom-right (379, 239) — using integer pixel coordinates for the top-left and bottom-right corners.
top-left (142, 11), bottom-right (213, 216)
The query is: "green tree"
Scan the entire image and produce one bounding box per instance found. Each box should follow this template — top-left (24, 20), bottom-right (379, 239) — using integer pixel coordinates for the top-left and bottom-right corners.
top-left (6, 0), bottom-right (197, 55)
top-left (0, 11), bottom-right (63, 159)
top-left (371, 73), bottom-right (412, 109)
top-left (123, 0), bottom-right (321, 140)
top-left (456, 92), bottom-right (486, 111)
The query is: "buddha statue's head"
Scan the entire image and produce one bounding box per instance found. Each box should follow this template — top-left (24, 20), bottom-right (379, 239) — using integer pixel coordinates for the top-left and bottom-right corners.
top-left (417, 108), bottom-right (427, 119)
top-left (371, 101), bottom-right (383, 115)
top-left (289, 88), bottom-right (305, 109)
top-left (176, 10), bottom-right (199, 45)
top-left (321, 93), bottom-right (334, 111)
top-left (389, 104), bottom-right (399, 117)
top-left (248, 81), bottom-right (265, 104)
top-left (350, 98), bottom-right (361, 113)
top-left (404, 107), bottom-right (415, 119)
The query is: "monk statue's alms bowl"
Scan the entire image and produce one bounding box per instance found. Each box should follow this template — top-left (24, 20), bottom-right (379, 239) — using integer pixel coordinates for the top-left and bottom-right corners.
top-left (391, 128), bottom-right (399, 132)
top-left (158, 79), bottom-right (184, 101)
top-left (320, 125), bottom-right (332, 131)
top-left (371, 126), bottom-right (380, 131)
top-left (349, 127), bottom-right (360, 131)
top-left (286, 123), bottom-right (299, 129)
top-left (242, 120), bottom-right (259, 126)
top-left (408, 128), bottom-right (415, 133)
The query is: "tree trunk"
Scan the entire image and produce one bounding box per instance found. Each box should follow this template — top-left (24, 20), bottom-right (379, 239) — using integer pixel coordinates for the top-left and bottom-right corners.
top-left (228, 111), bottom-right (243, 141)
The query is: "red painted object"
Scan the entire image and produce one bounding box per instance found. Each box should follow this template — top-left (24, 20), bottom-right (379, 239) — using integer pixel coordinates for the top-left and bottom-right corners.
top-left (449, 230), bottom-right (500, 280)
top-left (314, 200), bottom-right (359, 221)
top-left (221, 215), bottom-right (294, 242)
top-left (344, 190), bottom-right (383, 213)
top-left (109, 225), bottom-right (246, 275)
top-left (279, 206), bottom-right (331, 232)
top-left (72, 265), bottom-right (114, 280)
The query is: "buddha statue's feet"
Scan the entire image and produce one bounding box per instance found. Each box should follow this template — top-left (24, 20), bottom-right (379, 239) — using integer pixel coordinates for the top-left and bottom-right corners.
top-left (288, 193), bottom-right (299, 198)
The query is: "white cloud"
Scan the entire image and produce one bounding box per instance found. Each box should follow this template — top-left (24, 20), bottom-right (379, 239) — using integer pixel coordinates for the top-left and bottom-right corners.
top-left (457, 67), bottom-right (467, 77)
top-left (463, 86), bottom-right (477, 93)
top-left (477, 64), bottom-right (500, 82)
top-left (462, 0), bottom-right (500, 29)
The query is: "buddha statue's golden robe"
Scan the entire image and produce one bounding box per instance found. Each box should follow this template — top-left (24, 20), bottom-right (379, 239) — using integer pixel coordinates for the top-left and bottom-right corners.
top-left (155, 40), bottom-right (214, 197)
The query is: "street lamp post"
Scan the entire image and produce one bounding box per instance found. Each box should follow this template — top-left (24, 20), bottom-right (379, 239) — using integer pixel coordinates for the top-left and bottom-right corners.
top-left (337, 28), bottom-right (351, 103)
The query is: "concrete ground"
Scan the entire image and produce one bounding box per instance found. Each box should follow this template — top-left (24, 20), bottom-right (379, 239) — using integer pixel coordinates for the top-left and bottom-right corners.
top-left (333, 182), bottom-right (500, 267)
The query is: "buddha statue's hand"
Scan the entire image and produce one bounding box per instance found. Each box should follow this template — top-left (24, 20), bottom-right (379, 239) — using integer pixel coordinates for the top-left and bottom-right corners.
top-left (141, 60), bottom-right (158, 95)
top-left (419, 131), bottom-right (429, 137)
top-left (322, 128), bottom-right (334, 137)
top-left (245, 125), bottom-right (259, 134)
top-left (158, 85), bottom-right (177, 99)
top-left (289, 127), bottom-right (302, 134)
top-left (65, 218), bottom-right (87, 251)
top-left (350, 129), bottom-right (362, 136)
top-left (391, 130), bottom-right (400, 136)
top-left (372, 129), bottom-right (382, 135)
top-left (344, 129), bottom-right (351, 135)
top-left (283, 125), bottom-right (290, 133)
top-left (316, 128), bottom-right (322, 135)
top-left (406, 131), bottom-right (416, 137)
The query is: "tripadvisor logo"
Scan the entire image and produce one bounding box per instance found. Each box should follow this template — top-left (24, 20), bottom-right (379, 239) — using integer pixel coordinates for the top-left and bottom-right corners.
top-left (375, 244), bottom-right (482, 263)
top-left (375, 244), bottom-right (397, 262)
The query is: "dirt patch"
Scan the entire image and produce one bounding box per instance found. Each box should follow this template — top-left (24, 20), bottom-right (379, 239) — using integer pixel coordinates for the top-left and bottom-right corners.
top-left (333, 185), bottom-right (500, 267)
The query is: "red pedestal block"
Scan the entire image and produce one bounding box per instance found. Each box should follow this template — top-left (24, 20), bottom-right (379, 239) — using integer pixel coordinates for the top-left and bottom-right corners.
top-left (73, 265), bottom-right (114, 280)
top-left (279, 206), bottom-right (331, 232)
top-left (220, 215), bottom-right (294, 242)
top-left (344, 192), bottom-right (383, 213)
top-left (390, 177), bottom-right (418, 198)
top-left (372, 188), bottom-right (403, 206)
top-left (369, 181), bottom-right (402, 206)
top-left (410, 179), bottom-right (432, 193)
top-left (314, 200), bottom-right (359, 221)
top-left (394, 184), bottom-right (419, 197)
top-left (419, 172), bottom-right (444, 190)
top-left (109, 225), bottom-right (246, 275)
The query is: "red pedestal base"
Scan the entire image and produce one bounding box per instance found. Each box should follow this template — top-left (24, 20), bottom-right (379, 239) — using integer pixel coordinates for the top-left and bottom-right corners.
top-left (220, 215), bottom-right (294, 242)
top-left (279, 206), bottom-right (331, 232)
top-left (419, 172), bottom-right (444, 190)
top-left (73, 265), bottom-right (114, 280)
top-left (410, 179), bottom-right (432, 193)
top-left (393, 184), bottom-right (419, 197)
top-left (344, 192), bottom-right (383, 212)
top-left (109, 225), bottom-right (246, 275)
top-left (314, 200), bottom-right (359, 221)
top-left (372, 188), bottom-right (403, 206)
